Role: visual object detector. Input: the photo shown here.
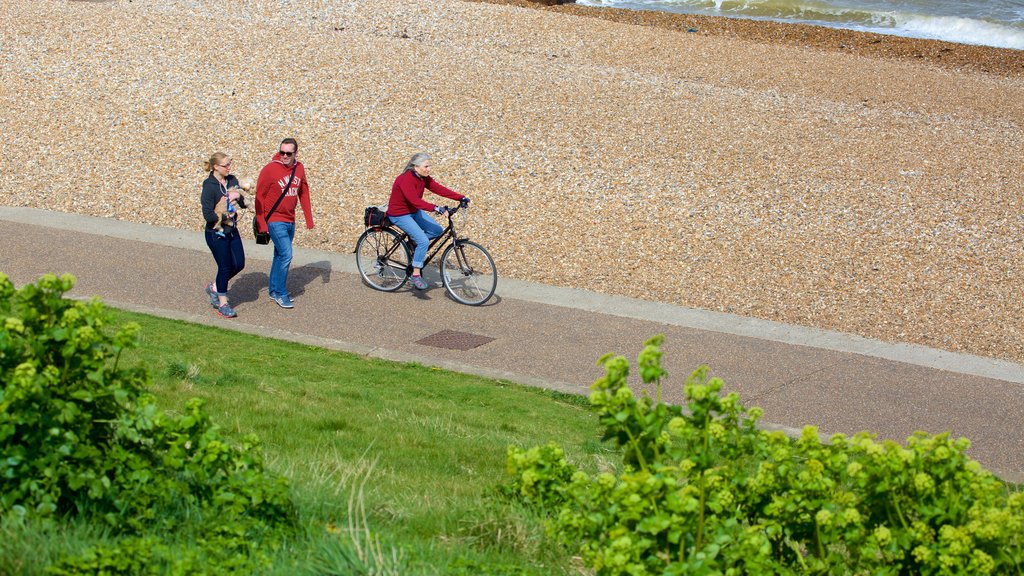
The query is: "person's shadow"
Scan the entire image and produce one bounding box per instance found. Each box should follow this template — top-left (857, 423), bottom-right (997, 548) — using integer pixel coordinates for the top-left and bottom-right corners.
top-left (229, 272), bottom-right (268, 305)
top-left (228, 261), bottom-right (332, 304)
top-left (290, 261), bottom-right (332, 297)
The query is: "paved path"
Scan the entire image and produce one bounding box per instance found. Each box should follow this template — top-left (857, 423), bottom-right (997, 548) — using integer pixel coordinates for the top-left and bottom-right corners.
top-left (2, 207), bottom-right (1022, 481)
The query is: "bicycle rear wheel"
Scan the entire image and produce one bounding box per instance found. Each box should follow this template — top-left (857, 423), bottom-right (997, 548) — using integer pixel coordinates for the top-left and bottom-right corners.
top-left (440, 240), bottom-right (497, 305)
top-left (355, 228), bottom-right (410, 292)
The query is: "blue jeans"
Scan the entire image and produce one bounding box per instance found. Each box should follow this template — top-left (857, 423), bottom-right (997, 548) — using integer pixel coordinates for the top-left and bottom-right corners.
top-left (390, 211), bottom-right (443, 269)
top-left (205, 227), bottom-right (245, 295)
top-left (268, 221), bottom-right (295, 299)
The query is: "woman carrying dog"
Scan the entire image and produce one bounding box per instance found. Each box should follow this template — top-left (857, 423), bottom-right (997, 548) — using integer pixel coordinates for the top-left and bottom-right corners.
top-left (201, 152), bottom-right (246, 318)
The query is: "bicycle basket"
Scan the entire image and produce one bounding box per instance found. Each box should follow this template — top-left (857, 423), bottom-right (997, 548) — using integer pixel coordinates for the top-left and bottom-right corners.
top-left (364, 205), bottom-right (390, 228)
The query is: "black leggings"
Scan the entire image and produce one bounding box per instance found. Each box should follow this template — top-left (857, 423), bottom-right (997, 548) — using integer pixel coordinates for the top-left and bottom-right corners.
top-left (205, 228), bottom-right (245, 294)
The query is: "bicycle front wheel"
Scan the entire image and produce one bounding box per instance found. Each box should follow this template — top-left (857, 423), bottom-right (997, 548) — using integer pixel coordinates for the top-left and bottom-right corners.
top-left (440, 240), bottom-right (497, 305)
top-left (355, 228), bottom-right (410, 292)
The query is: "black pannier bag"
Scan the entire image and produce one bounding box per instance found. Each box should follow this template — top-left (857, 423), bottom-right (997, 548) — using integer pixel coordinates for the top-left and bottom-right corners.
top-left (364, 206), bottom-right (390, 228)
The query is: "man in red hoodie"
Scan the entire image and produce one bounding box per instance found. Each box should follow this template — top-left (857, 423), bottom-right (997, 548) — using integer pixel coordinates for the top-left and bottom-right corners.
top-left (255, 138), bottom-right (315, 309)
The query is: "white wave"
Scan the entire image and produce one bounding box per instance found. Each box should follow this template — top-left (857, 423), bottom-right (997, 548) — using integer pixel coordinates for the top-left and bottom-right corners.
top-left (887, 14), bottom-right (1024, 49)
top-left (577, 0), bottom-right (1024, 50)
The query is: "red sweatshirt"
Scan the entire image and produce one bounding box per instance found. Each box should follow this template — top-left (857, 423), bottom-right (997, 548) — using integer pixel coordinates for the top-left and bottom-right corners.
top-left (387, 170), bottom-right (464, 217)
top-left (255, 153), bottom-right (315, 231)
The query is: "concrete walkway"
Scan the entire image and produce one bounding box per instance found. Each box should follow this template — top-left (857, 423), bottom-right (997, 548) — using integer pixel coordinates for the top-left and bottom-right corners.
top-left (2, 207), bottom-right (1022, 481)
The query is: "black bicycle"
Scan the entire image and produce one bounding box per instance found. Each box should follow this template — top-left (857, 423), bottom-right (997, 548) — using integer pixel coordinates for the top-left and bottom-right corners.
top-left (354, 201), bottom-right (497, 306)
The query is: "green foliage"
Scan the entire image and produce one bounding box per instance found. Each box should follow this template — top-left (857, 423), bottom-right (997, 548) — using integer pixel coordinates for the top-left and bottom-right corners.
top-left (506, 334), bottom-right (1024, 575)
top-left (46, 526), bottom-right (280, 576)
top-left (0, 273), bottom-right (296, 572)
top-left (1, 273), bottom-right (147, 517)
top-left (0, 514), bottom-right (110, 576)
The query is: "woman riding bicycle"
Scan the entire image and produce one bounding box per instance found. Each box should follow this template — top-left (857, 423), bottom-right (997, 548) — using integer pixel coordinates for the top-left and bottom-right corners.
top-left (387, 152), bottom-right (469, 290)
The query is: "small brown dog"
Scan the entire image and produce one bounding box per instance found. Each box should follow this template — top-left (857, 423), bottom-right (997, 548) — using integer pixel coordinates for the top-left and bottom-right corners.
top-left (212, 177), bottom-right (254, 235)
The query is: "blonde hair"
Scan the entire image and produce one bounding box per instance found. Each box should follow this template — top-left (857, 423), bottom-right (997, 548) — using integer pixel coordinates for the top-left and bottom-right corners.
top-left (203, 152), bottom-right (230, 173)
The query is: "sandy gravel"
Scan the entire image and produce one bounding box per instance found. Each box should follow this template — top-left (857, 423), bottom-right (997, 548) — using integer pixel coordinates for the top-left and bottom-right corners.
top-left (2, 0), bottom-right (1022, 365)
top-left (478, 0), bottom-right (1024, 79)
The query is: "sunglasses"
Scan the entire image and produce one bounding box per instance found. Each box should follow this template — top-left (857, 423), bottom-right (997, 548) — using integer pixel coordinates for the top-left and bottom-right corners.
top-left (279, 150), bottom-right (295, 157)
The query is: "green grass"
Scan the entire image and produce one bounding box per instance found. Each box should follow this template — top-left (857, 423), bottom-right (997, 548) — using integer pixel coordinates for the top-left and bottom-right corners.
top-left (82, 309), bottom-right (613, 574)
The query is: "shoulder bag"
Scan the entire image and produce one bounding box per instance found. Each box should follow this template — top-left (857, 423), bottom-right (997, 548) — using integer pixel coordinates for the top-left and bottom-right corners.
top-left (252, 166), bottom-right (297, 245)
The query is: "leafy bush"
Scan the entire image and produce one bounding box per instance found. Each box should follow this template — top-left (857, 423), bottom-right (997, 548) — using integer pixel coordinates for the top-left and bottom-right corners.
top-left (0, 273), bottom-right (296, 572)
top-left (506, 335), bottom-right (1024, 574)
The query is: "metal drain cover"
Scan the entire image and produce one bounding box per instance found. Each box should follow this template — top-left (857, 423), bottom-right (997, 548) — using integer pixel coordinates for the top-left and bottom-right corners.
top-left (416, 329), bottom-right (495, 351)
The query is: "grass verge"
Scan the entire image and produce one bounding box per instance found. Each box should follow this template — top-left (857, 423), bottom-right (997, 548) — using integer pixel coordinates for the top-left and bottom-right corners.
top-left (6, 308), bottom-right (611, 575)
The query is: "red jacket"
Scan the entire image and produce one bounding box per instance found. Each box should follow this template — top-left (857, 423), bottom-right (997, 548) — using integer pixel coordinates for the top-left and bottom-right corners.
top-left (387, 170), bottom-right (464, 217)
top-left (255, 154), bottom-right (314, 231)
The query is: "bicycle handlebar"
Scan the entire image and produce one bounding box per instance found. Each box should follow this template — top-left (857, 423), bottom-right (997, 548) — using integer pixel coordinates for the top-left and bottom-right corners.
top-left (444, 200), bottom-right (470, 217)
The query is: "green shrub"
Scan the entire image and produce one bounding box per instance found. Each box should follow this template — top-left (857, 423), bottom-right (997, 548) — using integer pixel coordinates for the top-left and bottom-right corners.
top-left (0, 273), bottom-right (297, 572)
top-left (506, 335), bottom-right (1024, 574)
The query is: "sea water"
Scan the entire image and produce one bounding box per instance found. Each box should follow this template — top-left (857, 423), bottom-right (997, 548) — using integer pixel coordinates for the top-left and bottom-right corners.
top-left (575, 0), bottom-right (1024, 50)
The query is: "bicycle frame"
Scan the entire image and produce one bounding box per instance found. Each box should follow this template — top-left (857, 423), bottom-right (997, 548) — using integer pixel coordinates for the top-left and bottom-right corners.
top-left (392, 205), bottom-right (466, 271)
top-left (356, 202), bottom-right (496, 304)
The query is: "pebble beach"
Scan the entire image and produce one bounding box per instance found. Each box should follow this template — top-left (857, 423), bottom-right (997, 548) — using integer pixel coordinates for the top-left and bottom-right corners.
top-left (2, 1), bottom-right (1022, 364)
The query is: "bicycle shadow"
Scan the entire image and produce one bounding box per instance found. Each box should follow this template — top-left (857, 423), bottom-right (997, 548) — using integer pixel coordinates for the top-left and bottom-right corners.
top-left (444, 292), bottom-right (502, 307)
top-left (411, 268), bottom-right (502, 307)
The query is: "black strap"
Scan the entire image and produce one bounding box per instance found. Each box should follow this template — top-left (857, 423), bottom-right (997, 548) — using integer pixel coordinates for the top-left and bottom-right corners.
top-left (264, 165), bottom-right (297, 223)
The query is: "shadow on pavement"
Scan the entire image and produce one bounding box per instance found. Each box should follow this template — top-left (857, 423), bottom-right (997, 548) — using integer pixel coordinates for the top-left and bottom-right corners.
top-left (408, 267), bottom-right (501, 306)
top-left (227, 261), bottom-right (332, 304)
top-left (228, 272), bottom-right (268, 305)
top-left (290, 261), bottom-right (332, 297)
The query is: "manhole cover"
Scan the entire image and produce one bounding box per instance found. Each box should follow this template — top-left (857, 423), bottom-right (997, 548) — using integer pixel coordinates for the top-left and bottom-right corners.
top-left (416, 329), bottom-right (494, 351)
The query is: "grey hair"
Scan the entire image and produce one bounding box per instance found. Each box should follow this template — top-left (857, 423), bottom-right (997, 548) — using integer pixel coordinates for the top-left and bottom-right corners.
top-left (403, 152), bottom-right (432, 172)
